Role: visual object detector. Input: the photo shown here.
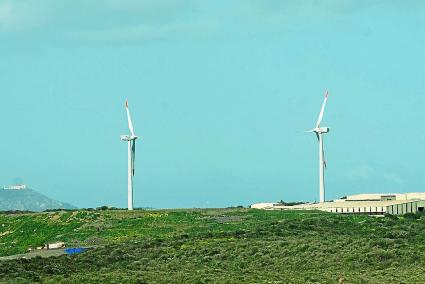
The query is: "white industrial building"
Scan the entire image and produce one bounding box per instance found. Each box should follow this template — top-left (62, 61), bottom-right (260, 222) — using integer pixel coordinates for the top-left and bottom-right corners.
top-left (251, 192), bottom-right (425, 216)
top-left (2, 184), bottom-right (27, 190)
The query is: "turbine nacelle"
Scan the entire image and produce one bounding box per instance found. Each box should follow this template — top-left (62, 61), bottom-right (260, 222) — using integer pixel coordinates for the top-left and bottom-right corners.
top-left (120, 135), bottom-right (138, 141)
top-left (315, 127), bottom-right (330, 134)
top-left (305, 127), bottom-right (330, 134)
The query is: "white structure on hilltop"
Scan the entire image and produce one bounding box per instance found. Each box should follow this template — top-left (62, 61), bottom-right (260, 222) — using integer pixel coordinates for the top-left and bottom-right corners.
top-left (251, 192), bottom-right (425, 215)
top-left (120, 100), bottom-right (139, 211)
top-left (2, 184), bottom-right (27, 190)
top-left (306, 91), bottom-right (330, 203)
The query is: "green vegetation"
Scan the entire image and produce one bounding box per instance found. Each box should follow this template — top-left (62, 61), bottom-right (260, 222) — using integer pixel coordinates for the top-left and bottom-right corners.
top-left (1, 209), bottom-right (425, 283)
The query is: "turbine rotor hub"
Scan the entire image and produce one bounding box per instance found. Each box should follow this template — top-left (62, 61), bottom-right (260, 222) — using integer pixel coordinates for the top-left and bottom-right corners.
top-left (315, 127), bottom-right (330, 134)
top-left (120, 135), bottom-right (138, 141)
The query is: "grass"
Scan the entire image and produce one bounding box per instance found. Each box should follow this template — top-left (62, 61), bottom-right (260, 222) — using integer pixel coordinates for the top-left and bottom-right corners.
top-left (1, 209), bottom-right (425, 283)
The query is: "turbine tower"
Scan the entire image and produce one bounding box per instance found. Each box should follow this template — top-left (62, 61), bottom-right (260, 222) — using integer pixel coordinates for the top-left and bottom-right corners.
top-left (306, 91), bottom-right (330, 203)
top-left (120, 100), bottom-right (138, 210)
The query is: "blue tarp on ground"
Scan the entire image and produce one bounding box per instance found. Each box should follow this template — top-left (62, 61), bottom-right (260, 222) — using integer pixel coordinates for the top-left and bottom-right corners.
top-left (64, 248), bottom-right (87, 255)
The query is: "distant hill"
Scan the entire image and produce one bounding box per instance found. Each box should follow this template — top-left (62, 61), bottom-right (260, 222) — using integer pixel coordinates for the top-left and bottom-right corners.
top-left (0, 188), bottom-right (76, 212)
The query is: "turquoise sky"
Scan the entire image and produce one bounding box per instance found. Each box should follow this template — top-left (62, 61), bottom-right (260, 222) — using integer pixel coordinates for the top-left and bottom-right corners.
top-left (1, 1), bottom-right (425, 208)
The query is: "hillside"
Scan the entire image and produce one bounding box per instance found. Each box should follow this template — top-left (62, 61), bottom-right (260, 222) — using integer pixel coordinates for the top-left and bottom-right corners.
top-left (0, 209), bottom-right (425, 283)
top-left (0, 188), bottom-right (75, 212)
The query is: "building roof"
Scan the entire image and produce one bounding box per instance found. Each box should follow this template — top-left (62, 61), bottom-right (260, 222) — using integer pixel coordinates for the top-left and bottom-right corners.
top-left (274, 199), bottom-right (423, 210)
top-left (341, 192), bottom-right (425, 201)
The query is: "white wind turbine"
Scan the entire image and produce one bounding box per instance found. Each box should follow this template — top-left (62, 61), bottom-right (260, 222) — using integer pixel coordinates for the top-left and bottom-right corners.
top-left (306, 91), bottom-right (330, 203)
top-left (120, 100), bottom-right (138, 210)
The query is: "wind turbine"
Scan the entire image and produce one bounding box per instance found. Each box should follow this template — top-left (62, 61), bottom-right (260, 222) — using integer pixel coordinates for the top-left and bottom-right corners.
top-left (120, 100), bottom-right (138, 210)
top-left (306, 91), bottom-right (330, 203)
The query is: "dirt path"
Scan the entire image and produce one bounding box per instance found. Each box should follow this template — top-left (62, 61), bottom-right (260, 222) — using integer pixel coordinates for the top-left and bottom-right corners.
top-left (0, 249), bottom-right (66, 261)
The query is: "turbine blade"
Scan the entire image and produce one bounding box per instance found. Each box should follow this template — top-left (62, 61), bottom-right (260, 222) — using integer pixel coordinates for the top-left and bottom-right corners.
top-left (131, 140), bottom-right (136, 176)
top-left (323, 148), bottom-right (327, 168)
top-left (126, 100), bottom-right (135, 137)
top-left (322, 137), bottom-right (327, 168)
top-left (315, 90), bottom-right (329, 128)
top-left (316, 132), bottom-right (319, 142)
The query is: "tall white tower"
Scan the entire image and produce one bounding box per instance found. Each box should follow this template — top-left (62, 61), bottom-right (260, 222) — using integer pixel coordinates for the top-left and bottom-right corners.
top-left (306, 91), bottom-right (330, 203)
top-left (120, 100), bottom-right (138, 210)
